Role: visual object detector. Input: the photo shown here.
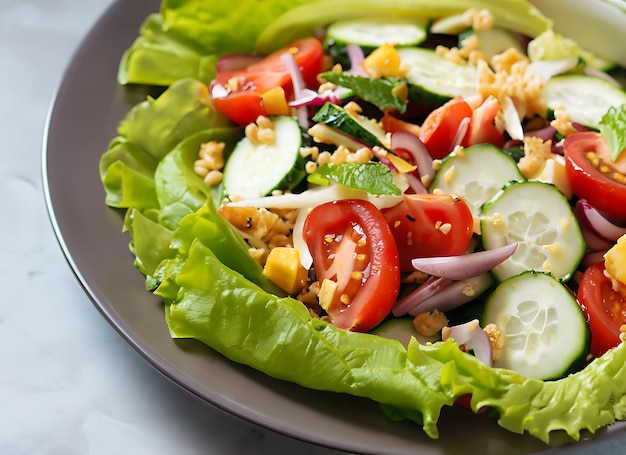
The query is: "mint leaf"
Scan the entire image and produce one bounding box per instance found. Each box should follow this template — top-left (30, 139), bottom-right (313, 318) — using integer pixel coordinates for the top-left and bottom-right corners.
top-left (599, 105), bottom-right (626, 162)
top-left (319, 72), bottom-right (408, 113)
top-left (308, 162), bottom-right (402, 196)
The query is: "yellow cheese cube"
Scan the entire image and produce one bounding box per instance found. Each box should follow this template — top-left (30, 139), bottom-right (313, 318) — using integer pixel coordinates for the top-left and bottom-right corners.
top-left (263, 247), bottom-right (309, 294)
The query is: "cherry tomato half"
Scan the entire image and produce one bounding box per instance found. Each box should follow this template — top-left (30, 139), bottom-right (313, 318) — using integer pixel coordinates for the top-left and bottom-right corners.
top-left (564, 131), bottom-right (626, 221)
top-left (382, 193), bottom-right (474, 272)
top-left (303, 199), bottom-right (400, 332)
top-left (210, 37), bottom-right (324, 125)
top-left (418, 97), bottom-right (473, 159)
top-left (577, 261), bottom-right (626, 357)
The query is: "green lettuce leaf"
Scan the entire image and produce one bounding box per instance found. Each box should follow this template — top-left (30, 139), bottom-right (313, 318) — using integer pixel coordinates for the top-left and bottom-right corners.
top-left (118, 78), bottom-right (231, 162)
top-left (255, 0), bottom-right (552, 53)
top-left (308, 162), bottom-right (402, 196)
top-left (118, 13), bottom-right (218, 86)
top-left (320, 72), bottom-right (408, 113)
top-left (599, 105), bottom-right (626, 162)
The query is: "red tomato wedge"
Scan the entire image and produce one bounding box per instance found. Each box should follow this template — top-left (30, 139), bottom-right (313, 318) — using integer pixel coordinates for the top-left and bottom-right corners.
top-left (577, 261), bottom-right (626, 357)
top-left (564, 131), bottom-right (626, 221)
top-left (303, 199), bottom-right (400, 332)
top-left (382, 194), bottom-right (474, 272)
top-left (210, 38), bottom-right (324, 125)
top-left (418, 97), bottom-right (472, 159)
top-left (462, 95), bottom-right (505, 148)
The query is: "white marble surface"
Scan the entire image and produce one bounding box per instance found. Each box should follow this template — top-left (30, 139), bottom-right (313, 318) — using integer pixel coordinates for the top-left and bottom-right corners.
top-left (0, 1), bottom-right (345, 453)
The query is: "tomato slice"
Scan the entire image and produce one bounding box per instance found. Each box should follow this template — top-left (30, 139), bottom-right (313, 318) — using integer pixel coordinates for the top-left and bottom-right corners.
top-left (382, 193), bottom-right (474, 272)
top-left (210, 38), bottom-right (324, 125)
top-left (418, 97), bottom-right (473, 159)
top-left (462, 95), bottom-right (505, 148)
top-left (303, 199), bottom-right (400, 332)
top-left (577, 261), bottom-right (626, 357)
top-left (564, 131), bottom-right (626, 221)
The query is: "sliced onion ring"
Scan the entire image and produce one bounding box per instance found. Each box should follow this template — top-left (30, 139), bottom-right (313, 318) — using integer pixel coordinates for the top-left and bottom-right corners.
top-left (576, 199), bottom-right (626, 242)
top-left (407, 273), bottom-right (494, 316)
top-left (442, 320), bottom-right (493, 367)
top-left (411, 243), bottom-right (518, 281)
top-left (392, 276), bottom-right (453, 317)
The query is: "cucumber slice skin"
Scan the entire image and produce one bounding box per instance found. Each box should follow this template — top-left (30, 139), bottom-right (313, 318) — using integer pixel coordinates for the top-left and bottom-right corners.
top-left (312, 102), bottom-right (388, 149)
top-left (480, 181), bottom-right (585, 282)
top-left (397, 47), bottom-right (478, 105)
top-left (542, 74), bottom-right (626, 129)
top-left (223, 116), bottom-right (306, 200)
top-left (326, 17), bottom-right (429, 50)
top-left (482, 271), bottom-right (590, 380)
top-left (429, 144), bottom-right (525, 216)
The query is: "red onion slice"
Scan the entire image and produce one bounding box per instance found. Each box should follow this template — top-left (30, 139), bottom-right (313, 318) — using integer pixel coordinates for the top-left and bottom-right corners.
top-left (443, 320), bottom-right (493, 367)
top-left (392, 276), bottom-right (453, 317)
top-left (411, 243), bottom-right (518, 280)
top-left (345, 44), bottom-right (369, 77)
top-left (576, 199), bottom-right (626, 242)
top-left (281, 52), bottom-right (309, 129)
top-left (449, 116), bottom-right (470, 151)
top-left (390, 131), bottom-right (435, 185)
top-left (407, 273), bottom-right (494, 316)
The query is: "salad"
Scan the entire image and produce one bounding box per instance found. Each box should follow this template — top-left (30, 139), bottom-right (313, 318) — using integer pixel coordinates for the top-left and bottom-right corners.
top-left (100, 0), bottom-right (626, 445)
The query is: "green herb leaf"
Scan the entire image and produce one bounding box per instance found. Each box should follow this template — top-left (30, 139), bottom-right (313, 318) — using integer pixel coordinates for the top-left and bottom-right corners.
top-left (320, 72), bottom-right (408, 112)
top-left (599, 105), bottom-right (626, 162)
top-left (308, 162), bottom-right (402, 195)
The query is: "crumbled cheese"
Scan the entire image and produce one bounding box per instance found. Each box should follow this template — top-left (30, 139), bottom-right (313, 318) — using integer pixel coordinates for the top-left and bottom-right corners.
top-left (483, 323), bottom-right (505, 361)
top-left (550, 104), bottom-right (579, 137)
top-left (477, 48), bottom-right (546, 120)
top-left (413, 310), bottom-right (449, 337)
top-left (517, 136), bottom-right (553, 179)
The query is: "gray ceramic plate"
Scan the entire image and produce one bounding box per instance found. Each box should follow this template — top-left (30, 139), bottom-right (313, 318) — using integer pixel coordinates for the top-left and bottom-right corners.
top-left (43, 0), bottom-right (625, 453)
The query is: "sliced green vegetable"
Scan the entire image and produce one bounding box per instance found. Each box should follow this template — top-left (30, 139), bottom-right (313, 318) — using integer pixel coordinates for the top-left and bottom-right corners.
top-left (223, 116), bottom-right (306, 200)
top-left (312, 102), bottom-right (388, 149)
top-left (326, 16), bottom-right (428, 50)
top-left (480, 181), bottom-right (585, 282)
top-left (482, 271), bottom-right (590, 380)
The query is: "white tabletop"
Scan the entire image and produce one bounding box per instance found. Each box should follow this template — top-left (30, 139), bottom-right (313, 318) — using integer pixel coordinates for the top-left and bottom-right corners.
top-left (0, 1), bottom-right (344, 453)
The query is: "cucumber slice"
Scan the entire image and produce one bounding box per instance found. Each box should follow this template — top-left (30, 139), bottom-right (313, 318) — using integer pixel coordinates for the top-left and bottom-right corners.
top-left (482, 272), bottom-right (590, 380)
top-left (542, 74), bottom-right (626, 129)
top-left (312, 102), bottom-right (388, 149)
top-left (480, 181), bottom-right (585, 282)
top-left (429, 144), bottom-right (525, 216)
top-left (397, 47), bottom-right (478, 105)
top-left (223, 116), bottom-right (305, 200)
top-left (326, 17), bottom-right (428, 50)
top-left (370, 317), bottom-right (439, 348)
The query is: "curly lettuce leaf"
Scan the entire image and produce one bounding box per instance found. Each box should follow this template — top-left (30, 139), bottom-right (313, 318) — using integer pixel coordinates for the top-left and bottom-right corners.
top-left (308, 163), bottom-right (402, 196)
top-left (118, 13), bottom-right (219, 86)
top-left (164, 237), bottom-right (626, 441)
top-left (119, 0), bottom-right (315, 86)
top-left (118, 78), bottom-right (231, 162)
